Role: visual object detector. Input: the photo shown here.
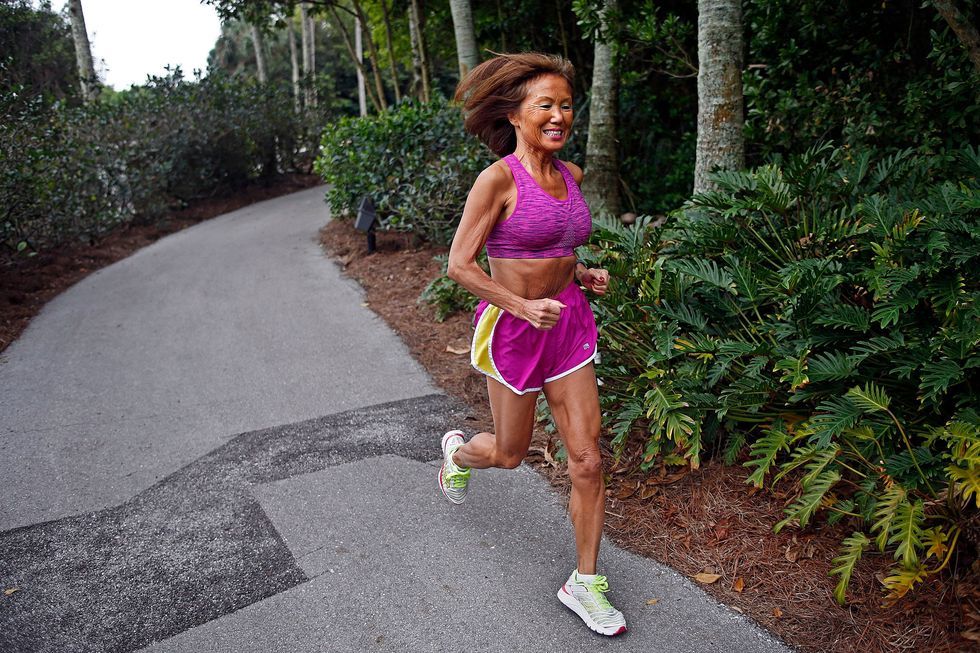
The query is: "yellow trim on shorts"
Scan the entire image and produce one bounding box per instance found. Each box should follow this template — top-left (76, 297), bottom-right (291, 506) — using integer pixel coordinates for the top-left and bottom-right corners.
top-left (471, 304), bottom-right (503, 383)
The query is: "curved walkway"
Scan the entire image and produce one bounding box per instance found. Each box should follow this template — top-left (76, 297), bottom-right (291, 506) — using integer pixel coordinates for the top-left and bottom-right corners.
top-left (0, 187), bottom-right (794, 652)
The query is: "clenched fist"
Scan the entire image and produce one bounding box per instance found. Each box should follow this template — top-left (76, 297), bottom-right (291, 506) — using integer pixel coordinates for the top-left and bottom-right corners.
top-left (519, 298), bottom-right (566, 330)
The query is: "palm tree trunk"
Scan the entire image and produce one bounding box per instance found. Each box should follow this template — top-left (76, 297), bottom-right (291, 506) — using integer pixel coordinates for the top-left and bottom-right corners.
top-left (68, 0), bottom-right (98, 102)
top-left (449, 0), bottom-right (479, 79)
top-left (694, 0), bottom-right (745, 194)
top-left (582, 0), bottom-right (621, 217)
top-left (250, 24), bottom-right (268, 84)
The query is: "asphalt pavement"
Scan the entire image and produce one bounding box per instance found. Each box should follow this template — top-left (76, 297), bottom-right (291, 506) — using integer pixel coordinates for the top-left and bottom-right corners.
top-left (0, 186), bottom-right (794, 652)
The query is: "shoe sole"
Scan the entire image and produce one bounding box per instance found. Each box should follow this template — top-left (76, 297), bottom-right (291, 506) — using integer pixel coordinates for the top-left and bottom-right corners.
top-left (439, 430), bottom-right (466, 505)
top-left (557, 586), bottom-right (627, 637)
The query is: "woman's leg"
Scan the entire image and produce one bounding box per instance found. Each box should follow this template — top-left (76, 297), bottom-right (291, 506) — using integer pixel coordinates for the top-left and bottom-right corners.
top-left (452, 377), bottom-right (538, 470)
top-left (542, 362), bottom-right (603, 575)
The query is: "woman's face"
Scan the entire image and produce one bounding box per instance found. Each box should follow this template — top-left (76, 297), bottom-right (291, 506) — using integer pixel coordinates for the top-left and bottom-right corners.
top-left (509, 73), bottom-right (574, 154)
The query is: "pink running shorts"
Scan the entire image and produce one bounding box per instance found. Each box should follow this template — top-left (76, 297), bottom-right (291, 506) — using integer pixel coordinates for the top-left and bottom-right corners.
top-left (470, 281), bottom-right (598, 395)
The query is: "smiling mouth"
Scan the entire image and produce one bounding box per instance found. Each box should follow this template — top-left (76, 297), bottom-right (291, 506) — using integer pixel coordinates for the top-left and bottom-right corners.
top-left (544, 129), bottom-right (564, 138)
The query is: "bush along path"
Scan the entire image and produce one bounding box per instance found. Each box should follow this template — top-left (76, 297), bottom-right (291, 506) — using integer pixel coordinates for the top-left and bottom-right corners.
top-left (319, 145), bottom-right (979, 652)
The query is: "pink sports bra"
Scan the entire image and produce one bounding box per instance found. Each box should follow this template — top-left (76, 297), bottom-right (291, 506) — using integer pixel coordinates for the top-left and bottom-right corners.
top-left (484, 154), bottom-right (592, 259)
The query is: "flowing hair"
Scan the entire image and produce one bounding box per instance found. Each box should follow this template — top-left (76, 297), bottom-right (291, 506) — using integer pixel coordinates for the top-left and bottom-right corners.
top-left (453, 52), bottom-right (575, 157)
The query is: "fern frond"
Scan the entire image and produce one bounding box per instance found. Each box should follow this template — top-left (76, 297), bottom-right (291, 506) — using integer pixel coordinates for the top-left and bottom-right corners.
top-left (881, 562), bottom-right (928, 605)
top-left (610, 400), bottom-right (644, 450)
top-left (775, 467), bottom-right (841, 532)
top-left (815, 304), bottom-right (871, 332)
top-left (922, 526), bottom-right (950, 562)
top-left (871, 484), bottom-right (907, 552)
top-left (887, 499), bottom-right (925, 568)
top-left (947, 464), bottom-right (980, 508)
top-left (771, 443), bottom-right (819, 485)
top-left (722, 430), bottom-right (747, 466)
top-left (851, 332), bottom-right (906, 357)
top-left (917, 359), bottom-right (962, 405)
top-left (667, 258), bottom-right (737, 294)
top-left (808, 396), bottom-right (863, 448)
top-left (830, 531), bottom-right (871, 605)
top-left (808, 351), bottom-right (863, 382)
top-left (744, 420), bottom-right (792, 488)
top-left (847, 383), bottom-right (891, 413)
top-left (774, 350), bottom-right (810, 391)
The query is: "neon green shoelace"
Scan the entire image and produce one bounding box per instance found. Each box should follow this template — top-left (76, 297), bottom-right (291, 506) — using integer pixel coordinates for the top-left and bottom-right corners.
top-left (446, 466), bottom-right (470, 488)
top-left (583, 575), bottom-right (614, 611)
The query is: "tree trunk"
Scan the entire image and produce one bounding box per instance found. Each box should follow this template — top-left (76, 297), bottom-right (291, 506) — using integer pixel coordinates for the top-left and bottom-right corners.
top-left (329, 4), bottom-right (381, 112)
top-left (300, 3), bottom-right (310, 77)
top-left (496, 0), bottom-right (507, 51)
top-left (449, 0), bottom-right (479, 79)
top-left (932, 0), bottom-right (980, 74)
top-left (352, 0), bottom-right (388, 110)
top-left (380, 0), bottom-right (402, 103)
top-left (299, 2), bottom-right (315, 107)
top-left (251, 24), bottom-right (268, 84)
top-left (355, 14), bottom-right (368, 116)
top-left (308, 13), bottom-right (316, 81)
top-left (555, 0), bottom-right (569, 61)
top-left (68, 0), bottom-right (98, 102)
top-left (694, 0), bottom-right (745, 195)
top-left (409, 0), bottom-right (431, 102)
top-left (288, 21), bottom-right (300, 113)
top-left (582, 0), bottom-right (621, 218)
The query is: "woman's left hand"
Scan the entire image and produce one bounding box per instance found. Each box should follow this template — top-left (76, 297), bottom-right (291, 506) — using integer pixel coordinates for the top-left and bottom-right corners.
top-left (578, 267), bottom-right (610, 295)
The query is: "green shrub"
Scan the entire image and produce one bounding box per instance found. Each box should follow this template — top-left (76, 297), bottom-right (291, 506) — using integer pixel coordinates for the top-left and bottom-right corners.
top-left (590, 143), bottom-right (979, 603)
top-left (1, 69), bottom-right (327, 252)
top-left (314, 96), bottom-right (493, 245)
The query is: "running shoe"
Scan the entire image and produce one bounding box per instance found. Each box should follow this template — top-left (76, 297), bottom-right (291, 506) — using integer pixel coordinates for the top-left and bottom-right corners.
top-left (558, 570), bottom-right (628, 636)
top-left (439, 430), bottom-right (471, 504)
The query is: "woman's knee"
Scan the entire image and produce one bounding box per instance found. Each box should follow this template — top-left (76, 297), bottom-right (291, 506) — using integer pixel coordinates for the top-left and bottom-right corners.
top-left (495, 448), bottom-right (525, 469)
top-left (567, 446), bottom-right (602, 483)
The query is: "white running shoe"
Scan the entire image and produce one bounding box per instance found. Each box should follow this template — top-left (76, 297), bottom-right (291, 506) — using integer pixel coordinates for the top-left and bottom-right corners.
top-left (439, 430), bottom-right (471, 504)
top-left (558, 570), bottom-right (628, 636)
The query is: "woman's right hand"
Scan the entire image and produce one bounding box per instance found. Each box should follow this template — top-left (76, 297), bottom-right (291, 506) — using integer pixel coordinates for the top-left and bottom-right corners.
top-left (519, 298), bottom-right (567, 330)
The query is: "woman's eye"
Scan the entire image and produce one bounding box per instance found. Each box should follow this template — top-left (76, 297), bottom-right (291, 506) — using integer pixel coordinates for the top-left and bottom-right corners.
top-left (561, 105), bottom-right (573, 111)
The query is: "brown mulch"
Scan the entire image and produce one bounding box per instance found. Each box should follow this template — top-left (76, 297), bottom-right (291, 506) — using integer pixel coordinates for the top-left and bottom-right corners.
top-left (0, 174), bottom-right (321, 353)
top-left (319, 218), bottom-right (979, 653)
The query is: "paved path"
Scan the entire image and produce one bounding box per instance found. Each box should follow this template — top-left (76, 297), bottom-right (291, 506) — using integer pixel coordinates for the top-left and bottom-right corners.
top-left (0, 187), bottom-right (794, 652)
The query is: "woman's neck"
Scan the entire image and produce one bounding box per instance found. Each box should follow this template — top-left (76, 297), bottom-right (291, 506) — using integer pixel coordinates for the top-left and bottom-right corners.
top-left (511, 146), bottom-right (556, 176)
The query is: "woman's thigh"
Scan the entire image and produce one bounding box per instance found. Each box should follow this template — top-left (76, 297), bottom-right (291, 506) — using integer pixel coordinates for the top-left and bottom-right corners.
top-left (487, 376), bottom-right (538, 461)
top-left (542, 362), bottom-right (601, 456)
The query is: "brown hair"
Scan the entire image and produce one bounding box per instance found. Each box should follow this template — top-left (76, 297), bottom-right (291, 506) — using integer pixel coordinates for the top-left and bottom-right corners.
top-left (453, 52), bottom-right (575, 157)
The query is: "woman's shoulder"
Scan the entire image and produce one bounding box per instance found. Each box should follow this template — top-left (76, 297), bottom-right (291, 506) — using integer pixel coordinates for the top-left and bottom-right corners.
top-left (474, 158), bottom-right (516, 189)
top-left (557, 159), bottom-right (584, 186)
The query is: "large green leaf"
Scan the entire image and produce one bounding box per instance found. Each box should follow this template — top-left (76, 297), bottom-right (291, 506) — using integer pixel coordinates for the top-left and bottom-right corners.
top-left (830, 531), bottom-right (871, 605)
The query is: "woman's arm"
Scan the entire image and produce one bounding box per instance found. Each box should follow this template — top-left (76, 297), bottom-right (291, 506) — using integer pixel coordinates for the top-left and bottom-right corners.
top-left (447, 164), bottom-right (566, 329)
top-left (565, 160), bottom-right (610, 295)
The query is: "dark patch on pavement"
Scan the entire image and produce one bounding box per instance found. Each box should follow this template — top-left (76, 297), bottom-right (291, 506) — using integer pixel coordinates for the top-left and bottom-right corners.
top-left (0, 393), bottom-right (468, 652)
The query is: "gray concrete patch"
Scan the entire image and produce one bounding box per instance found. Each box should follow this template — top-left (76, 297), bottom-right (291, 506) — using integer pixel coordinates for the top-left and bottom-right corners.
top-left (145, 455), bottom-right (794, 653)
top-left (0, 395), bottom-right (469, 653)
top-left (0, 186), bottom-right (436, 531)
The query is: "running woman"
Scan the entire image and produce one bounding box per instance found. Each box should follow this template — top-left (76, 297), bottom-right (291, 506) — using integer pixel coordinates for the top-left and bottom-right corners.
top-left (439, 52), bottom-right (627, 637)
